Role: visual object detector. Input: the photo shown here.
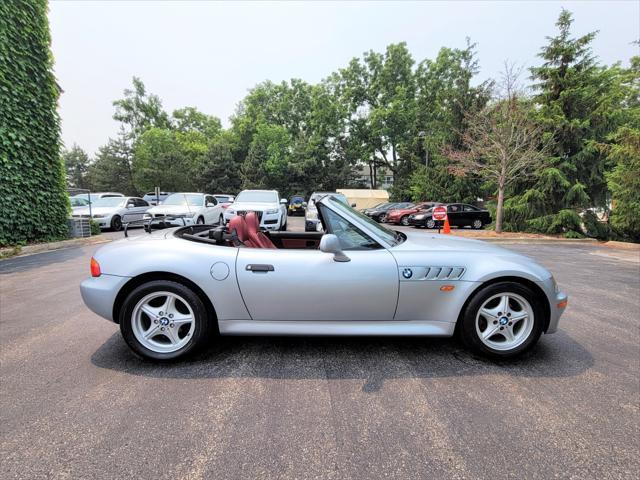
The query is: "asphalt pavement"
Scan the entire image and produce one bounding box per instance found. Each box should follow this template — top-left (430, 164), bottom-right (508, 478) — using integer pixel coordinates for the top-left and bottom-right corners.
top-left (1, 217), bottom-right (639, 479)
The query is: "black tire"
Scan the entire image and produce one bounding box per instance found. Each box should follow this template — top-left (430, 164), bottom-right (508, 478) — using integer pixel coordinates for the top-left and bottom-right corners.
top-left (425, 218), bottom-right (436, 229)
top-left (111, 215), bottom-right (122, 231)
top-left (218, 215), bottom-right (224, 225)
top-left (196, 216), bottom-right (205, 225)
top-left (119, 280), bottom-right (213, 361)
top-left (280, 218), bottom-right (287, 231)
top-left (400, 215), bottom-right (409, 226)
top-left (458, 281), bottom-right (545, 359)
top-left (379, 213), bottom-right (387, 223)
top-left (472, 219), bottom-right (483, 230)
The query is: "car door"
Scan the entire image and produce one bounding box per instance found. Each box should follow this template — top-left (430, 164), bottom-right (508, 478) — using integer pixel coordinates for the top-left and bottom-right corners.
top-left (461, 204), bottom-right (478, 227)
top-left (133, 198), bottom-right (150, 221)
top-left (235, 206), bottom-right (399, 321)
top-left (447, 204), bottom-right (463, 226)
top-left (203, 195), bottom-right (221, 223)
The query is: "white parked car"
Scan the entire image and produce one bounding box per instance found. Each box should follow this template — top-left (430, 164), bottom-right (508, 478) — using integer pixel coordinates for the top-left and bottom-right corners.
top-left (223, 190), bottom-right (287, 231)
top-left (144, 193), bottom-right (224, 226)
top-left (72, 196), bottom-right (150, 231)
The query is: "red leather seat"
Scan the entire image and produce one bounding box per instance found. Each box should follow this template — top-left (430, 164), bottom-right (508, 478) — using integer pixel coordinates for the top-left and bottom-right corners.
top-left (245, 212), bottom-right (276, 248)
top-left (228, 215), bottom-right (256, 247)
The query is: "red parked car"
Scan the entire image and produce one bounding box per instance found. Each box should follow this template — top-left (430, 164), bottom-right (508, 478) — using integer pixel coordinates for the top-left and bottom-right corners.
top-left (385, 202), bottom-right (441, 225)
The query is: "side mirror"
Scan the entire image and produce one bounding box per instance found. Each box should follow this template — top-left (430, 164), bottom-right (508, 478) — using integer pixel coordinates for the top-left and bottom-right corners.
top-left (302, 202), bottom-right (307, 208)
top-left (280, 198), bottom-right (287, 204)
top-left (319, 234), bottom-right (350, 262)
top-left (206, 202), bottom-right (215, 207)
top-left (126, 203), bottom-right (134, 209)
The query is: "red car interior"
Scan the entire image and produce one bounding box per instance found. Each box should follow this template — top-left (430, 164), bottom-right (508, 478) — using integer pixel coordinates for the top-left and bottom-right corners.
top-left (245, 212), bottom-right (277, 248)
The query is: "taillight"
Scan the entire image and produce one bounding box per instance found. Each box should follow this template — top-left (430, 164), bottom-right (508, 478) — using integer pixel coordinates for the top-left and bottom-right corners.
top-left (90, 257), bottom-right (101, 277)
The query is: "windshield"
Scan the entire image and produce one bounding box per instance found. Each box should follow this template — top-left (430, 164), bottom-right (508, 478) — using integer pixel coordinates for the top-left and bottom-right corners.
top-left (162, 193), bottom-right (204, 206)
top-left (325, 197), bottom-right (403, 246)
top-left (92, 197), bottom-right (125, 207)
top-left (309, 193), bottom-right (347, 209)
top-left (70, 197), bottom-right (88, 207)
top-left (214, 195), bottom-right (232, 203)
top-left (291, 196), bottom-right (304, 204)
top-left (235, 191), bottom-right (278, 203)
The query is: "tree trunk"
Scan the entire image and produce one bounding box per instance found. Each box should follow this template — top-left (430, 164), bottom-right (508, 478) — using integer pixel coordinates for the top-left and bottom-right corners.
top-left (368, 163), bottom-right (374, 189)
top-left (495, 186), bottom-right (505, 234)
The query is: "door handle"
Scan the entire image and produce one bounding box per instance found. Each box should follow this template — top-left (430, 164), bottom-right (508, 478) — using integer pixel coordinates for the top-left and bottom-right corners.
top-left (246, 264), bottom-right (274, 272)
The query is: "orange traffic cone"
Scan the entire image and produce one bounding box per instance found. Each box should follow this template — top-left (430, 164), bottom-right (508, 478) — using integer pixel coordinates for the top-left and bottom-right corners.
top-left (443, 217), bottom-right (451, 234)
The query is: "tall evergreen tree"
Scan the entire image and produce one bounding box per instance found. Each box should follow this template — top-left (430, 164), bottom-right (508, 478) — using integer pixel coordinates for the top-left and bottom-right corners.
top-left (504, 9), bottom-right (623, 234)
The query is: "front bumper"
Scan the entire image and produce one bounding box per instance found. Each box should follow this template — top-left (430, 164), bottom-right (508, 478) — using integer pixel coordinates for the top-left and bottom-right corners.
top-left (80, 274), bottom-right (131, 322)
top-left (305, 218), bottom-right (320, 231)
top-left (536, 276), bottom-right (568, 334)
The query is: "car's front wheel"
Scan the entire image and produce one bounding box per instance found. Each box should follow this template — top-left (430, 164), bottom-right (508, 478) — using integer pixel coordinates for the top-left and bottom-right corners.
top-left (110, 215), bottom-right (122, 231)
top-left (459, 282), bottom-right (544, 359)
top-left (119, 280), bottom-right (212, 361)
top-left (425, 218), bottom-right (436, 229)
top-left (379, 213), bottom-right (387, 223)
top-left (400, 215), bottom-right (410, 226)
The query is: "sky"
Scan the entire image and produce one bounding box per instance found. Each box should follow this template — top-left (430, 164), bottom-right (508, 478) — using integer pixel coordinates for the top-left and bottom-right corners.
top-left (48, 0), bottom-right (640, 156)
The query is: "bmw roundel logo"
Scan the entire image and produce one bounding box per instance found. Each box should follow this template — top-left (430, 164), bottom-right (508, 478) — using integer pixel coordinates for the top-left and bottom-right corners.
top-left (402, 268), bottom-right (413, 279)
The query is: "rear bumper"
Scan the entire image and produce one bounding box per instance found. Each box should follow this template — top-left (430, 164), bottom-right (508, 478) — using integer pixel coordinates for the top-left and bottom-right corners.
top-left (80, 274), bottom-right (131, 322)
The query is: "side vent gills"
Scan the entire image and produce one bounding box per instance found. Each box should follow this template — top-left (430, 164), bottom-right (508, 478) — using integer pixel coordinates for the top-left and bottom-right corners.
top-left (398, 266), bottom-right (466, 281)
top-left (424, 266), bottom-right (465, 281)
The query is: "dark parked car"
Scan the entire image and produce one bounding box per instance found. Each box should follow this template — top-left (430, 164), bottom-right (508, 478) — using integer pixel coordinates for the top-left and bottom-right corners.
top-left (408, 203), bottom-right (491, 229)
top-left (365, 202), bottom-right (414, 223)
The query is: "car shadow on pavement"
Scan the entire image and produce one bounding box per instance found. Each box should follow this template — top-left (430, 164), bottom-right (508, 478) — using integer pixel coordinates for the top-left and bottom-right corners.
top-left (91, 330), bottom-right (593, 391)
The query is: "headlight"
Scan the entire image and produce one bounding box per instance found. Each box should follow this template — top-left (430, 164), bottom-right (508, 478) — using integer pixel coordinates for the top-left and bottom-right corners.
top-left (306, 210), bottom-right (318, 220)
top-left (265, 209), bottom-right (278, 215)
top-left (414, 214), bottom-right (426, 220)
top-left (143, 213), bottom-right (151, 220)
top-left (92, 214), bottom-right (105, 218)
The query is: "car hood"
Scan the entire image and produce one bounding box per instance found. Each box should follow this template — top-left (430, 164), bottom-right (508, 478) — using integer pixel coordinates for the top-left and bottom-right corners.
top-left (147, 205), bottom-right (197, 215)
top-left (230, 202), bottom-right (278, 211)
top-left (73, 206), bottom-right (118, 215)
top-left (390, 231), bottom-right (551, 280)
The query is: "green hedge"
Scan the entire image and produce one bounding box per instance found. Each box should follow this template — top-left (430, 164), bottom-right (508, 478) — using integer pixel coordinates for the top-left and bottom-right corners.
top-left (0, 0), bottom-right (69, 246)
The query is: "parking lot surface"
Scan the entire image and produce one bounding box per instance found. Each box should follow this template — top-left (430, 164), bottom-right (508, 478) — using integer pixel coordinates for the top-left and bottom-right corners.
top-left (1, 220), bottom-right (638, 479)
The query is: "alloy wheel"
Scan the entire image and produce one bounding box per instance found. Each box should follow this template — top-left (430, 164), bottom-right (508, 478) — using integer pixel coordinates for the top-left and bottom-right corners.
top-left (473, 219), bottom-right (483, 229)
top-left (131, 291), bottom-right (195, 354)
top-left (426, 219), bottom-right (435, 229)
top-left (401, 216), bottom-right (409, 226)
top-left (475, 293), bottom-right (534, 351)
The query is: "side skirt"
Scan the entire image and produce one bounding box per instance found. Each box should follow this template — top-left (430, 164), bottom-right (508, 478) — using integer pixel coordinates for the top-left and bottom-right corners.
top-left (218, 320), bottom-right (456, 337)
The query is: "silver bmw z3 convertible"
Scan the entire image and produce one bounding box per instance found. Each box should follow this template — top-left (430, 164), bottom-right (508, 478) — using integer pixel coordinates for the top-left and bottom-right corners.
top-left (81, 195), bottom-right (568, 361)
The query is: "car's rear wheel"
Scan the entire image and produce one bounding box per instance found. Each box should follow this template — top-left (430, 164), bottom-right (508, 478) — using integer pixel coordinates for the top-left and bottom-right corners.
top-left (459, 282), bottom-right (544, 359)
top-left (119, 280), bottom-right (212, 361)
top-left (472, 219), bottom-right (483, 229)
top-left (400, 215), bottom-right (410, 226)
top-left (110, 215), bottom-right (122, 231)
top-left (426, 218), bottom-right (436, 229)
